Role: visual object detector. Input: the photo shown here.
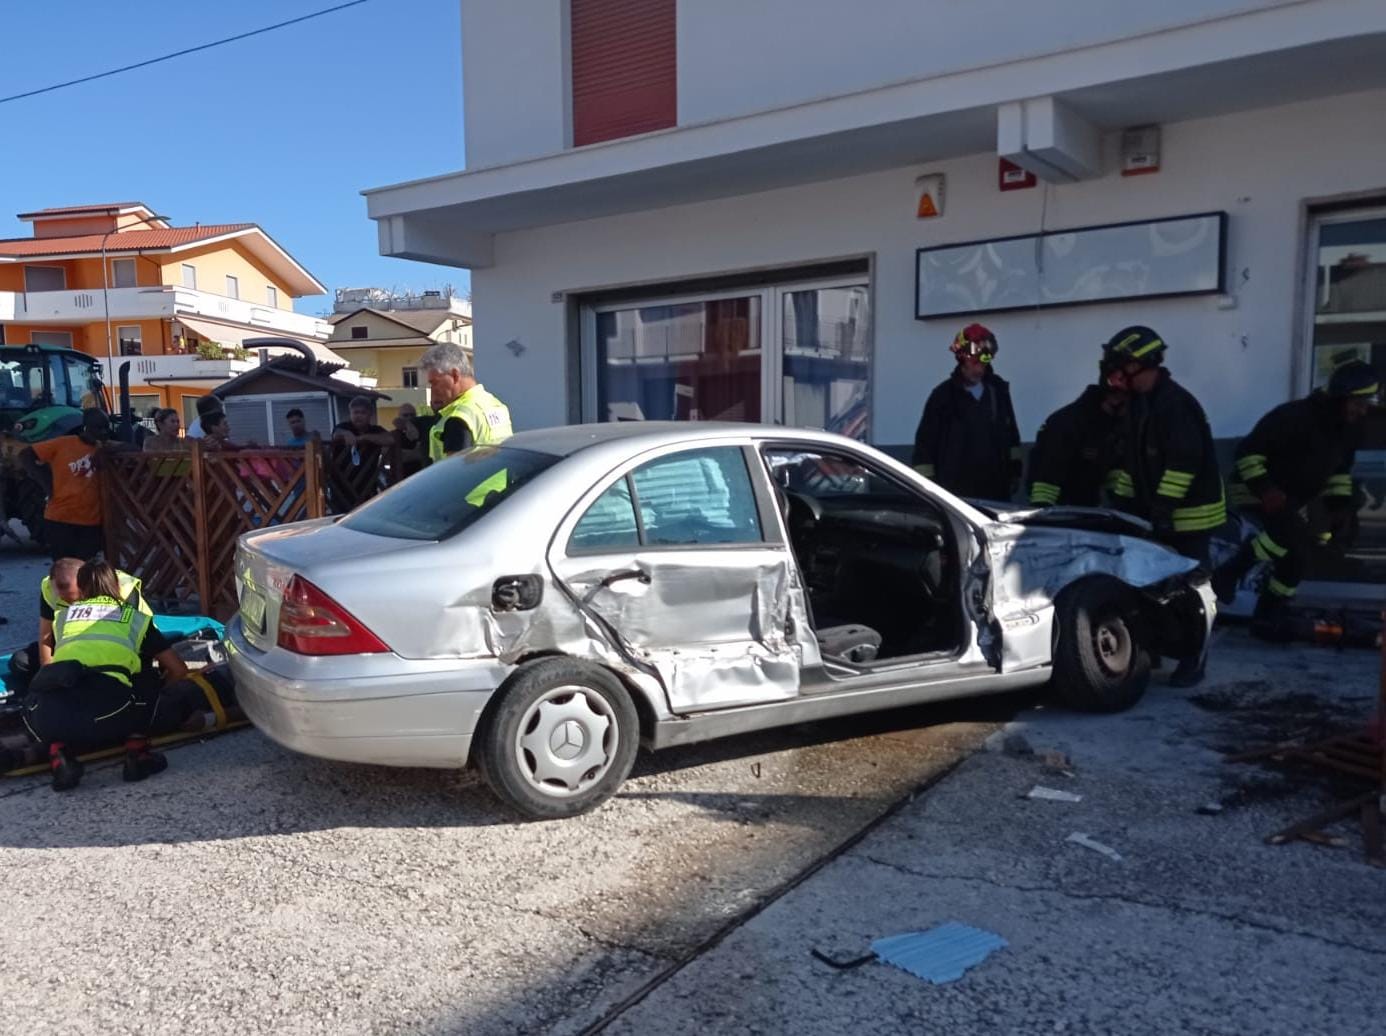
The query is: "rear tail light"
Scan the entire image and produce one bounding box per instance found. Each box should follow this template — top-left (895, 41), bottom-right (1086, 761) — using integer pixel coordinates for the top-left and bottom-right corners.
top-left (277, 576), bottom-right (390, 656)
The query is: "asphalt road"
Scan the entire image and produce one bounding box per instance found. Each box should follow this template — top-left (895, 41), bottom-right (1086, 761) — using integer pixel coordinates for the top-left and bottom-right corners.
top-left (0, 540), bottom-right (1012, 1034)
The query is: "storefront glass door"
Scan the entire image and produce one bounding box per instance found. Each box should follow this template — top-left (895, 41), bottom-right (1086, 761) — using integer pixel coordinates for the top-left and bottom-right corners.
top-left (584, 277), bottom-right (871, 437)
top-left (1304, 207), bottom-right (1386, 578)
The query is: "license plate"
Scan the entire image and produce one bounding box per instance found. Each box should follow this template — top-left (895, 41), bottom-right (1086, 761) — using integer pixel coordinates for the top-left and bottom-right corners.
top-left (241, 588), bottom-right (267, 633)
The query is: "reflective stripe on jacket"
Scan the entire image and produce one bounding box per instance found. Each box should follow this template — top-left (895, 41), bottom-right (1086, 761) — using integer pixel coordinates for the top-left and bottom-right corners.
top-left (51, 595), bottom-right (151, 687)
top-left (1115, 370), bottom-right (1226, 533)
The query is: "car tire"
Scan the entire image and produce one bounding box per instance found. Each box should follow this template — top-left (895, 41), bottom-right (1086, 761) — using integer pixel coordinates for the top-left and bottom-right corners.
top-left (476, 657), bottom-right (640, 820)
top-left (1051, 578), bottom-right (1150, 713)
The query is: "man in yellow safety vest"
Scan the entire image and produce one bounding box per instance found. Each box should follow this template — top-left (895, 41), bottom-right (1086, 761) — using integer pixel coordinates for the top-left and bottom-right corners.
top-left (419, 341), bottom-right (513, 464)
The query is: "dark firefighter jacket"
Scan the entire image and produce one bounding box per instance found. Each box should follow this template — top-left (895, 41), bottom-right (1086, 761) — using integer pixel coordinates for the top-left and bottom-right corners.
top-left (1231, 392), bottom-right (1360, 511)
top-left (1109, 369), bottom-right (1225, 533)
top-left (911, 370), bottom-right (1022, 501)
top-left (1026, 386), bottom-right (1117, 508)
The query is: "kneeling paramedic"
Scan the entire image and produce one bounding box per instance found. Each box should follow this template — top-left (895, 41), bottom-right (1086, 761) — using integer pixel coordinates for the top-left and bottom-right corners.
top-left (21, 560), bottom-right (188, 791)
top-left (1214, 360), bottom-right (1376, 622)
top-left (7, 556), bottom-right (151, 693)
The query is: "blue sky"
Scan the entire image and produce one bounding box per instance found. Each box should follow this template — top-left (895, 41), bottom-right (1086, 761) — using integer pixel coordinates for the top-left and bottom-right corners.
top-left (0, 0), bottom-right (468, 314)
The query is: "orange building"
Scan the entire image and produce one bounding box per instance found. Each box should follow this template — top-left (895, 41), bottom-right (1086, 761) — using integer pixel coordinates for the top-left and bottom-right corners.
top-left (0, 202), bottom-right (337, 423)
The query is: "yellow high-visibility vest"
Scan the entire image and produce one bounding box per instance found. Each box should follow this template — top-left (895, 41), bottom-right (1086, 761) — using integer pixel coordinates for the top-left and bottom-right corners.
top-left (51, 595), bottom-right (152, 687)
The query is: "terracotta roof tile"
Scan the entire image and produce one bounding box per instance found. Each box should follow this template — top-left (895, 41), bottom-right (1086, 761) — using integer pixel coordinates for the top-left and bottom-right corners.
top-left (0, 224), bottom-right (255, 258)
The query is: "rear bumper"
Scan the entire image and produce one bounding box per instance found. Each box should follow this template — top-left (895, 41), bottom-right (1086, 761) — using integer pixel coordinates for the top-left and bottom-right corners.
top-left (226, 617), bottom-right (508, 769)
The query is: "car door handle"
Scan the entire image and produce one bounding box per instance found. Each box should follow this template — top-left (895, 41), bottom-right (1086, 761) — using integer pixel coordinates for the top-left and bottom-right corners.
top-left (600, 569), bottom-right (651, 589)
top-left (581, 568), bottom-right (651, 605)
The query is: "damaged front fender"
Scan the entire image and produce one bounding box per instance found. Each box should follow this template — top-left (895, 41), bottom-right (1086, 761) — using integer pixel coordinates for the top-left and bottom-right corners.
top-left (985, 523), bottom-right (1205, 672)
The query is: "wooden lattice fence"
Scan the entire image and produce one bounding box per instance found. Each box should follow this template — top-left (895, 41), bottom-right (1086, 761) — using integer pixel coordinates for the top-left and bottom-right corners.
top-left (102, 440), bottom-right (402, 620)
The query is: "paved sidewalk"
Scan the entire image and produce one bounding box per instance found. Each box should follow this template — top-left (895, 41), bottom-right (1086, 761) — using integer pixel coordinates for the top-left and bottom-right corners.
top-left (599, 629), bottom-right (1386, 1035)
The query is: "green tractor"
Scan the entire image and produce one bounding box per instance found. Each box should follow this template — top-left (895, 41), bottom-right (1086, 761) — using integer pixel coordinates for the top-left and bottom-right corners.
top-left (0, 344), bottom-right (109, 547)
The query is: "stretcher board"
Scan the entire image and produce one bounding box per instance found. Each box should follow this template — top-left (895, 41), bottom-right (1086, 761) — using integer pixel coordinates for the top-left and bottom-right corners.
top-left (2, 720), bottom-right (250, 777)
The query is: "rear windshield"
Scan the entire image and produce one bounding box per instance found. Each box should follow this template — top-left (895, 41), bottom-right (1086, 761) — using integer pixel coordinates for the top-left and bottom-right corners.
top-left (340, 446), bottom-right (559, 541)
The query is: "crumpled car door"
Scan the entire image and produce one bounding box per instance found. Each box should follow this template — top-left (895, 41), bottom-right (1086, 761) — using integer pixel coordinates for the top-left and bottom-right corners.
top-left (548, 444), bottom-right (803, 713)
top-left (549, 547), bottom-right (802, 712)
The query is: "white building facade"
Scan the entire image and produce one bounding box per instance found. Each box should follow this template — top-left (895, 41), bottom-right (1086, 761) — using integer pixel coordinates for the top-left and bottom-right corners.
top-left (365, 0), bottom-right (1386, 460)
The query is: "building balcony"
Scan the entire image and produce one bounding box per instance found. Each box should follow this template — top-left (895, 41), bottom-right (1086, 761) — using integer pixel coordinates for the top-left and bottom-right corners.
top-left (0, 285), bottom-right (331, 339)
top-left (98, 352), bottom-right (258, 389)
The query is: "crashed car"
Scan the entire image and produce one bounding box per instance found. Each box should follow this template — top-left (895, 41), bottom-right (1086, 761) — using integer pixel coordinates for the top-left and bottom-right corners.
top-left (228, 423), bottom-right (1214, 819)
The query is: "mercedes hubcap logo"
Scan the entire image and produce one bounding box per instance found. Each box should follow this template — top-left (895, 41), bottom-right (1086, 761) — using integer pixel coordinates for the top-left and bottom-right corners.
top-left (550, 719), bottom-right (586, 760)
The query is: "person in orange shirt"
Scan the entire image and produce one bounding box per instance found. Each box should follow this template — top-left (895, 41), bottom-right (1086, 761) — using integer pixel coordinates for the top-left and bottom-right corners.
top-left (21, 409), bottom-right (110, 561)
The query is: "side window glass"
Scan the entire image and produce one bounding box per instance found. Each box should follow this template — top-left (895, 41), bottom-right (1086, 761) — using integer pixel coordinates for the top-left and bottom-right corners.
top-left (631, 446), bottom-right (762, 546)
top-left (569, 477), bottom-right (640, 551)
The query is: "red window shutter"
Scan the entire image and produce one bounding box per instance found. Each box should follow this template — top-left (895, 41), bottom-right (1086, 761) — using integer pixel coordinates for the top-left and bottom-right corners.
top-left (571, 0), bottom-right (676, 147)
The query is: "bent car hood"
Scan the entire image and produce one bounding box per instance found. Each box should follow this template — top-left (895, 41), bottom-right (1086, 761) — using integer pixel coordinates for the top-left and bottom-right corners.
top-left (970, 503), bottom-right (1153, 538)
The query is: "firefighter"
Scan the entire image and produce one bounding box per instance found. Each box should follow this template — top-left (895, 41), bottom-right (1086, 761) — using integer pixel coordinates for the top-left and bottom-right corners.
top-left (20, 560), bottom-right (188, 791)
top-left (1027, 379), bottom-right (1128, 508)
top-left (912, 323), bottom-right (1022, 501)
top-left (1212, 360), bottom-right (1376, 621)
top-left (1102, 326), bottom-right (1224, 687)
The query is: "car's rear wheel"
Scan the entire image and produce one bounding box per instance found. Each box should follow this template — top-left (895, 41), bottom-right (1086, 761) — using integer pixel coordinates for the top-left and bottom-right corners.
top-left (1051, 578), bottom-right (1151, 713)
top-left (476, 657), bottom-right (639, 820)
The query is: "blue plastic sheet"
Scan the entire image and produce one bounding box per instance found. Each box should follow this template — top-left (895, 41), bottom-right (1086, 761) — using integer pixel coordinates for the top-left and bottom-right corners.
top-left (872, 923), bottom-right (1008, 984)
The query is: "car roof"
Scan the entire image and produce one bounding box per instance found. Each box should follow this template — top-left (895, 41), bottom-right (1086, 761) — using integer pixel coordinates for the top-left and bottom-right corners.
top-left (503, 421), bottom-right (852, 458)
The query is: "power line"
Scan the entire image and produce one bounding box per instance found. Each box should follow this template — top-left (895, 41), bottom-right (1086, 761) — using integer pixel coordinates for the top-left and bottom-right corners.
top-left (0, 0), bottom-right (372, 106)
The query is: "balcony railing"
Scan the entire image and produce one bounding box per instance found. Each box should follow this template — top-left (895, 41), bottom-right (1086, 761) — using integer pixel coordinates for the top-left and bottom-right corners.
top-left (0, 285), bottom-right (331, 339)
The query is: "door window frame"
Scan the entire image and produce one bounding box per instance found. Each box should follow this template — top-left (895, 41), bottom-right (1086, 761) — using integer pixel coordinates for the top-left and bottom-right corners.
top-left (561, 441), bottom-right (785, 557)
top-left (579, 271), bottom-right (874, 435)
top-left (1298, 203), bottom-right (1386, 397)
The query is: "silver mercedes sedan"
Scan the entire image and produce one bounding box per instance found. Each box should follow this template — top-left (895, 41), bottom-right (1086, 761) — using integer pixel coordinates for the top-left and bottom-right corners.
top-left (228, 423), bottom-right (1214, 819)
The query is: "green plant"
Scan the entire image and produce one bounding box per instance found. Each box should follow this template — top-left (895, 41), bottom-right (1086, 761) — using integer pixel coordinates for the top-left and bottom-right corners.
top-left (359, 366), bottom-right (378, 379)
top-left (193, 340), bottom-right (225, 361)
top-left (230, 344), bottom-right (251, 361)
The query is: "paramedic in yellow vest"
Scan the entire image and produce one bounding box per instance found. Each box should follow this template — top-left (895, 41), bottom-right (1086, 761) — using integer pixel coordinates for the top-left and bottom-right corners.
top-left (5, 556), bottom-right (153, 693)
top-left (419, 341), bottom-right (513, 463)
top-left (21, 561), bottom-right (188, 792)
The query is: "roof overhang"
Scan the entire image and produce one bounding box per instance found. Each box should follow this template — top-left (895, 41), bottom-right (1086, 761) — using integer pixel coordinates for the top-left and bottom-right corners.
top-left (366, 11), bottom-right (1386, 270)
top-left (0, 227), bottom-right (326, 296)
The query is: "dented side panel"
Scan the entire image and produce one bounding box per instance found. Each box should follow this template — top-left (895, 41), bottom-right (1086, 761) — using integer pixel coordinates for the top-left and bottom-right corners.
top-left (548, 548), bottom-right (805, 712)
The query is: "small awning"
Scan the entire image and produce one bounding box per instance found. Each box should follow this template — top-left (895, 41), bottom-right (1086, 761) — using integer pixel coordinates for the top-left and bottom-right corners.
top-left (176, 317), bottom-right (348, 368)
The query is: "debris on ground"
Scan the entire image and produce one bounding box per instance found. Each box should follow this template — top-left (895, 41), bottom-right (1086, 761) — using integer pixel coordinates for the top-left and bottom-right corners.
top-left (1196, 802), bottom-right (1225, 816)
top-left (871, 923), bottom-right (1008, 984)
top-left (1040, 749), bottom-right (1075, 776)
top-left (1065, 832), bottom-right (1123, 862)
top-left (1023, 785), bottom-right (1082, 803)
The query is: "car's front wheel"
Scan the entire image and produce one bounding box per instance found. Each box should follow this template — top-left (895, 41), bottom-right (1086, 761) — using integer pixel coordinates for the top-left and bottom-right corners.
top-left (476, 658), bottom-right (639, 820)
top-left (1051, 578), bottom-right (1151, 712)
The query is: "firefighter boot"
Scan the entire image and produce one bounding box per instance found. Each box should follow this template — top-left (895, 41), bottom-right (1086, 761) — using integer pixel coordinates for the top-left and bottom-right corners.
top-left (50, 743), bottom-right (84, 792)
top-left (122, 737), bottom-right (168, 783)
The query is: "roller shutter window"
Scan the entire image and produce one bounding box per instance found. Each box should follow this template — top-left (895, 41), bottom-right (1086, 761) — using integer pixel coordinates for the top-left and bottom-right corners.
top-left (571, 0), bottom-right (676, 147)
